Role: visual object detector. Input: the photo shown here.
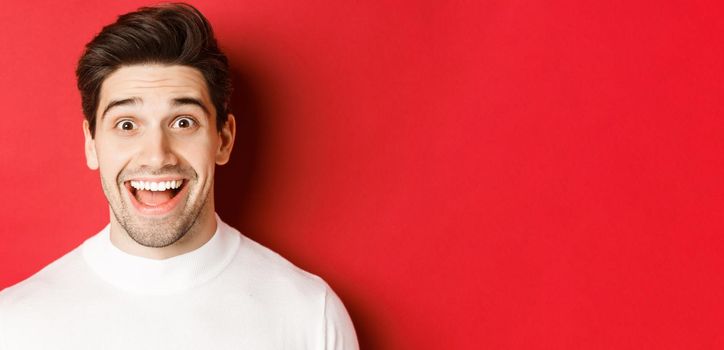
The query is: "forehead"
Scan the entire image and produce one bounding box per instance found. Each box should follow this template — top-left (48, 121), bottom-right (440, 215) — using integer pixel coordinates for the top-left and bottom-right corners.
top-left (98, 64), bottom-right (211, 115)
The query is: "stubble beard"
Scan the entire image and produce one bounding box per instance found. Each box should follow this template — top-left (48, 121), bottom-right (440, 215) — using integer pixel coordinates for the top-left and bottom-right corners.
top-left (100, 169), bottom-right (208, 248)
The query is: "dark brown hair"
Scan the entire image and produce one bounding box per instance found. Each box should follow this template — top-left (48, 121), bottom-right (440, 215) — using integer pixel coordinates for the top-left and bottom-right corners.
top-left (76, 3), bottom-right (231, 137)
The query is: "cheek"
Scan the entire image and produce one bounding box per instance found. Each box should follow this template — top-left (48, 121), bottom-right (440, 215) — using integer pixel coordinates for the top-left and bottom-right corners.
top-left (177, 135), bottom-right (218, 173)
top-left (188, 149), bottom-right (218, 180)
top-left (95, 142), bottom-right (133, 176)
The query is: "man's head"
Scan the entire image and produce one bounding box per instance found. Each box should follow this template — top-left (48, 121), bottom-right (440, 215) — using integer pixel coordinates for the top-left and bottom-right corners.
top-left (77, 3), bottom-right (232, 137)
top-left (77, 3), bottom-right (235, 251)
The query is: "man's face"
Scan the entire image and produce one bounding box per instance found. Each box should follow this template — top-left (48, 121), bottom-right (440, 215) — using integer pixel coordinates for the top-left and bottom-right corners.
top-left (83, 64), bottom-right (234, 248)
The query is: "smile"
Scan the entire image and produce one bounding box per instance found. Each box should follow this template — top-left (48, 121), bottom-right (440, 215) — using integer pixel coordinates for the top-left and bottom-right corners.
top-left (124, 178), bottom-right (189, 216)
top-left (130, 180), bottom-right (183, 192)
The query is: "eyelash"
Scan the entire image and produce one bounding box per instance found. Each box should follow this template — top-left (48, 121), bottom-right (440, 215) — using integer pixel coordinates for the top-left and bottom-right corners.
top-left (115, 119), bottom-right (137, 132)
top-left (171, 116), bottom-right (197, 129)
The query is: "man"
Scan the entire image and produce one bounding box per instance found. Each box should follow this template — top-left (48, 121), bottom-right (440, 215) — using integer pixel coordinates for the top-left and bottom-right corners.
top-left (0, 3), bottom-right (358, 349)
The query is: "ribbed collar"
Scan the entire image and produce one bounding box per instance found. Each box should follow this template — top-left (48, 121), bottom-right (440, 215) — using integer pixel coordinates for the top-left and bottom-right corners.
top-left (82, 214), bottom-right (240, 295)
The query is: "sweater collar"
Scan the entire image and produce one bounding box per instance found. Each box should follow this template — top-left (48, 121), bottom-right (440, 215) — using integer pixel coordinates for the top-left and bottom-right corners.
top-left (82, 214), bottom-right (240, 295)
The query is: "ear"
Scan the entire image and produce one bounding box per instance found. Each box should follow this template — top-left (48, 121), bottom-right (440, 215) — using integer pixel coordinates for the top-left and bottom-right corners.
top-left (83, 120), bottom-right (99, 170)
top-left (216, 113), bottom-right (236, 165)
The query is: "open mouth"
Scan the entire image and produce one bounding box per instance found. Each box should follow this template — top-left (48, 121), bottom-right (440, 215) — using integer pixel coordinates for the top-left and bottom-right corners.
top-left (124, 179), bottom-right (189, 215)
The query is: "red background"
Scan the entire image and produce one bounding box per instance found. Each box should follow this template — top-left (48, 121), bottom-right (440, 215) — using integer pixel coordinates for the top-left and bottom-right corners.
top-left (1, 1), bottom-right (723, 348)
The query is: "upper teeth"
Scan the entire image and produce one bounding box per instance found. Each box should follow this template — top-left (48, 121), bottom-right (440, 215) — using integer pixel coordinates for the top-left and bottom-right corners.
top-left (130, 180), bottom-right (183, 191)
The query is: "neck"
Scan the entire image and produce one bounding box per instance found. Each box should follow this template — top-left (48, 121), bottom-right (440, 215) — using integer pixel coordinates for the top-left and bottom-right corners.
top-left (109, 204), bottom-right (217, 260)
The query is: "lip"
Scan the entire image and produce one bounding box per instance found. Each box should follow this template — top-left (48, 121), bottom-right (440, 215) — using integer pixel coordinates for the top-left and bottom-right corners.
top-left (123, 178), bottom-right (189, 216)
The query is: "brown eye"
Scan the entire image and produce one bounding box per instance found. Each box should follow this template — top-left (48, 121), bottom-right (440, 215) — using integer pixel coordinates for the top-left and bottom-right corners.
top-left (115, 120), bottom-right (136, 131)
top-left (172, 117), bottom-right (196, 129)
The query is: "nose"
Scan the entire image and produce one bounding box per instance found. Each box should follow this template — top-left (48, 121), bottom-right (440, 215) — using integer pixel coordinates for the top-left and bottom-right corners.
top-left (136, 126), bottom-right (178, 169)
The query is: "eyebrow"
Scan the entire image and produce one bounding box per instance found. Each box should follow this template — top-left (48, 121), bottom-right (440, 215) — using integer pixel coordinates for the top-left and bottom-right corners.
top-left (100, 96), bottom-right (210, 119)
top-left (101, 97), bottom-right (141, 119)
top-left (172, 97), bottom-right (210, 115)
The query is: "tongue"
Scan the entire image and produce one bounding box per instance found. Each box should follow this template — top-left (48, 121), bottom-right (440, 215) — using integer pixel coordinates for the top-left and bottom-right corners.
top-left (136, 190), bottom-right (174, 206)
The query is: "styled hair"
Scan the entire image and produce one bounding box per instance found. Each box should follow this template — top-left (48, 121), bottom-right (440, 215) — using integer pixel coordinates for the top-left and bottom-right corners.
top-left (76, 3), bottom-right (232, 137)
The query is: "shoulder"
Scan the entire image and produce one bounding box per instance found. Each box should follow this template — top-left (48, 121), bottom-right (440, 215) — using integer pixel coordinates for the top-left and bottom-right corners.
top-left (220, 223), bottom-right (359, 349)
top-left (229, 225), bottom-right (331, 299)
top-left (218, 220), bottom-right (336, 309)
top-left (0, 241), bottom-right (93, 337)
top-left (0, 244), bottom-right (87, 307)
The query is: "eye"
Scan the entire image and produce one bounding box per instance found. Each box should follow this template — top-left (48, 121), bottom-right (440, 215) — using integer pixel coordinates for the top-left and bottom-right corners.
top-left (115, 120), bottom-right (137, 131)
top-left (171, 116), bottom-right (197, 129)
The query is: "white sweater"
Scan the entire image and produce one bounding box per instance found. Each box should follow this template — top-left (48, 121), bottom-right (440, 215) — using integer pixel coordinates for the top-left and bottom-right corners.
top-left (0, 217), bottom-right (358, 350)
